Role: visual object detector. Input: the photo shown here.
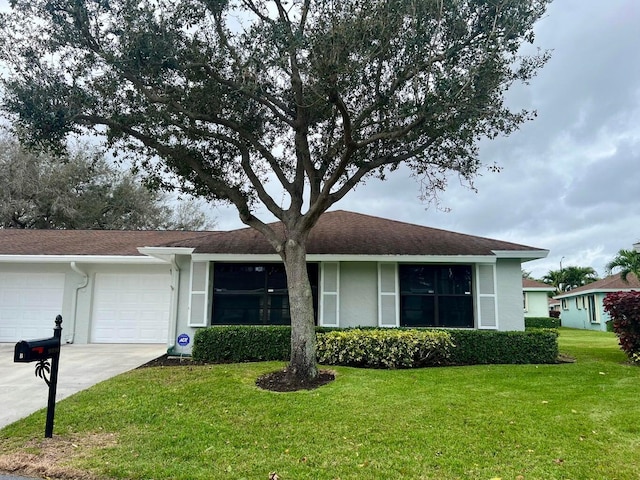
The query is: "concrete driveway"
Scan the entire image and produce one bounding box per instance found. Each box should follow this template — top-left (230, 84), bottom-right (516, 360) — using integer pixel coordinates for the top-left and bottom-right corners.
top-left (0, 343), bottom-right (166, 429)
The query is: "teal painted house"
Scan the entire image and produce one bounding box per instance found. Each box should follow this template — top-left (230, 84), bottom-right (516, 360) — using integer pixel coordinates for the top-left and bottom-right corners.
top-left (554, 273), bottom-right (640, 331)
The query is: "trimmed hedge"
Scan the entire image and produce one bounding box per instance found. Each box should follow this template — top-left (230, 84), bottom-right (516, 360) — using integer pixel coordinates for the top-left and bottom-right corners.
top-left (193, 326), bottom-right (559, 366)
top-left (316, 329), bottom-right (454, 368)
top-left (525, 317), bottom-right (561, 329)
top-left (192, 326), bottom-right (291, 363)
top-left (446, 329), bottom-right (559, 365)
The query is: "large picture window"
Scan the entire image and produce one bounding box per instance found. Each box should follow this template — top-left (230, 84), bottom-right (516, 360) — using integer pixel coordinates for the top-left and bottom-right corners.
top-left (212, 263), bottom-right (318, 325)
top-left (399, 265), bottom-right (473, 328)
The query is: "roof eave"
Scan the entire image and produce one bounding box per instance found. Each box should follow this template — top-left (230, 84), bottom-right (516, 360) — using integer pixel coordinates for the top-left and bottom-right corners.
top-left (138, 247), bottom-right (195, 262)
top-left (191, 253), bottom-right (501, 263)
top-left (555, 287), bottom-right (640, 298)
top-left (492, 249), bottom-right (549, 261)
top-left (0, 254), bottom-right (167, 264)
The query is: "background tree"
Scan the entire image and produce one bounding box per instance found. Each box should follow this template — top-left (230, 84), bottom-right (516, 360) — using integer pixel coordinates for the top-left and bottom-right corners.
top-left (542, 266), bottom-right (599, 293)
top-left (606, 249), bottom-right (640, 283)
top-left (0, 0), bottom-right (551, 382)
top-left (0, 137), bottom-right (213, 230)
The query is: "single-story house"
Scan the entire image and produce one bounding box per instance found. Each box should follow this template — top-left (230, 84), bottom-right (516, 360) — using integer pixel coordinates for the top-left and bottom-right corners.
top-left (0, 210), bottom-right (548, 351)
top-left (554, 273), bottom-right (640, 331)
top-left (522, 278), bottom-right (555, 318)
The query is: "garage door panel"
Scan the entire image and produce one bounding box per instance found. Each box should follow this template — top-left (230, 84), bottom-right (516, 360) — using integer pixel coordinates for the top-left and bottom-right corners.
top-left (0, 273), bottom-right (65, 342)
top-left (91, 272), bottom-right (170, 344)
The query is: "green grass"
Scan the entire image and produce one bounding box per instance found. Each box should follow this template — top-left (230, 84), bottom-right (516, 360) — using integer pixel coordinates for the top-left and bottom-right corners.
top-left (2, 328), bottom-right (640, 479)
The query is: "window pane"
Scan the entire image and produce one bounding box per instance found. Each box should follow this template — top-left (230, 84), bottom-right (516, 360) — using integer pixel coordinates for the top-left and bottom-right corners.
top-left (213, 263), bottom-right (319, 326)
top-left (400, 266), bottom-right (435, 294)
top-left (266, 264), bottom-right (287, 291)
top-left (401, 296), bottom-right (435, 327)
top-left (214, 264), bottom-right (264, 293)
top-left (212, 295), bottom-right (263, 325)
top-left (437, 266), bottom-right (472, 295)
top-left (267, 294), bottom-right (290, 325)
top-left (399, 264), bottom-right (473, 328)
top-left (438, 296), bottom-right (474, 328)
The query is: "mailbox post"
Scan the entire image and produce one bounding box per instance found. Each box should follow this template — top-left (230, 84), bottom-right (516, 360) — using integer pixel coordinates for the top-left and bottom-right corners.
top-left (14, 315), bottom-right (62, 438)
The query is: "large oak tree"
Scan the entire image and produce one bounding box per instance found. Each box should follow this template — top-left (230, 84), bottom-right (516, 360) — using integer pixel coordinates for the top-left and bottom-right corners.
top-left (0, 0), bottom-right (551, 381)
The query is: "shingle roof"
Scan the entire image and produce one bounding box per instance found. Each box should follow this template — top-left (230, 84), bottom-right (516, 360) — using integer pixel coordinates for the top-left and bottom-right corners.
top-left (555, 272), bottom-right (640, 298)
top-left (0, 229), bottom-right (213, 256)
top-left (167, 210), bottom-right (546, 256)
top-left (0, 211), bottom-right (547, 258)
top-left (523, 278), bottom-right (555, 290)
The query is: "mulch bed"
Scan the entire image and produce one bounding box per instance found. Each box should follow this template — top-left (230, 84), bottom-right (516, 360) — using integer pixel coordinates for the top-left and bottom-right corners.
top-left (138, 354), bottom-right (336, 391)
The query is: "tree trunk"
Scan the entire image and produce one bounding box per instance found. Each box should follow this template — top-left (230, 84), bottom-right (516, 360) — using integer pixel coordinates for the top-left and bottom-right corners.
top-left (282, 237), bottom-right (318, 381)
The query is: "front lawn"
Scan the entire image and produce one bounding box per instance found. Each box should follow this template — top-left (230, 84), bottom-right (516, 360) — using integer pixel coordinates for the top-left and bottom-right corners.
top-left (1, 328), bottom-right (639, 480)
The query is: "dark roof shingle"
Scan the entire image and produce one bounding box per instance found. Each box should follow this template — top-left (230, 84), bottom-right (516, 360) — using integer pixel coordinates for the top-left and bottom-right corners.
top-left (556, 272), bottom-right (640, 297)
top-left (0, 211), bottom-right (546, 258)
top-left (0, 229), bottom-right (213, 256)
top-left (169, 210), bottom-right (545, 256)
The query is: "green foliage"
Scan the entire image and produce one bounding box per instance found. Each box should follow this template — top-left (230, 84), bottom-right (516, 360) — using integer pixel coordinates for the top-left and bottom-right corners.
top-left (446, 329), bottom-right (559, 365)
top-left (192, 326), bottom-right (558, 366)
top-left (0, 0), bottom-right (551, 379)
top-left (316, 328), bottom-right (454, 368)
top-left (0, 137), bottom-right (211, 230)
top-left (3, 330), bottom-right (639, 480)
top-left (542, 265), bottom-right (599, 293)
top-left (606, 248), bottom-right (640, 283)
top-left (603, 291), bottom-right (640, 361)
top-left (0, 0), bottom-right (551, 230)
top-left (525, 316), bottom-right (561, 329)
top-left (192, 326), bottom-right (291, 363)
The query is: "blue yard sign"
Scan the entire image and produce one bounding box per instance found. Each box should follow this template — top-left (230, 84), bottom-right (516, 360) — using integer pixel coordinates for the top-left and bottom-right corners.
top-left (177, 333), bottom-right (190, 347)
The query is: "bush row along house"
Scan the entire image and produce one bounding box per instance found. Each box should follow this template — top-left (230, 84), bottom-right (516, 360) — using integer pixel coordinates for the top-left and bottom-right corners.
top-left (0, 211), bottom-right (548, 351)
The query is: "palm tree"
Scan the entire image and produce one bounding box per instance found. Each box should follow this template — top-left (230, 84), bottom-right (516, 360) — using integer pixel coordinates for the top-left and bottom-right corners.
top-left (542, 266), bottom-right (599, 293)
top-left (606, 249), bottom-right (640, 283)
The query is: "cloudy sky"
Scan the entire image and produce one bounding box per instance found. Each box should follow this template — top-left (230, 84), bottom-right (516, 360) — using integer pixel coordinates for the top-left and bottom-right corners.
top-left (206, 0), bottom-right (640, 279)
top-left (1, 0), bottom-right (638, 279)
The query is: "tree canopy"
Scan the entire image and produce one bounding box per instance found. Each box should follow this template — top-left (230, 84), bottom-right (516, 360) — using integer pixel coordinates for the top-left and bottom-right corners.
top-left (0, 137), bottom-right (213, 230)
top-left (542, 266), bottom-right (599, 293)
top-left (0, 0), bottom-right (551, 382)
top-left (606, 249), bottom-right (640, 283)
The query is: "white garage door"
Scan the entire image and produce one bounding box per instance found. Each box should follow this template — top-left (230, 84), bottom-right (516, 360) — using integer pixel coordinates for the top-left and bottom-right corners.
top-left (0, 273), bottom-right (65, 342)
top-left (91, 272), bottom-right (171, 344)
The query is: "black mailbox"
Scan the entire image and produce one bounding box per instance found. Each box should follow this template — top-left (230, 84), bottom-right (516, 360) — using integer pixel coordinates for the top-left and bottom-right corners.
top-left (14, 337), bottom-right (60, 363)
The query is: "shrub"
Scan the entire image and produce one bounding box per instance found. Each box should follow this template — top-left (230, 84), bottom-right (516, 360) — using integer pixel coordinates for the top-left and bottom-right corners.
top-left (316, 329), bottom-right (454, 368)
top-left (603, 291), bottom-right (640, 359)
top-left (445, 329), bottom-right (559, 365)
top-left (192, 326), bottom-right (291, 363)
top-left (525, 317), bottom-right (561, 329)
top-left (192, 326), bottom-right (559, 367)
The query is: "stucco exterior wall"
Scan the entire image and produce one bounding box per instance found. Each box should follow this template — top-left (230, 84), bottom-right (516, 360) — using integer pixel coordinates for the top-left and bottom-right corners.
top-left (172, 255), bottom-right (199, 350)
top-left (495, 259), bottom-right (525, 331)
top-left (524, 291), bottom-right (552, 318)
top-left (169, 256), bottom-right (535, 352)
top-left (558, 293), bottom-right (609, 332)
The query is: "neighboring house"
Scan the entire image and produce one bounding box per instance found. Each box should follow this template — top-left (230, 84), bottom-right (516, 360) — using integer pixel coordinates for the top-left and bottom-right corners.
top-left (548, 297), bottom-right (561, 314)
top-left (554, 273), bottom-right (640, 331)
top-left (0, 211), bottom-right (548, 350)
top-left (522, 278), bottom-right (555, 318)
